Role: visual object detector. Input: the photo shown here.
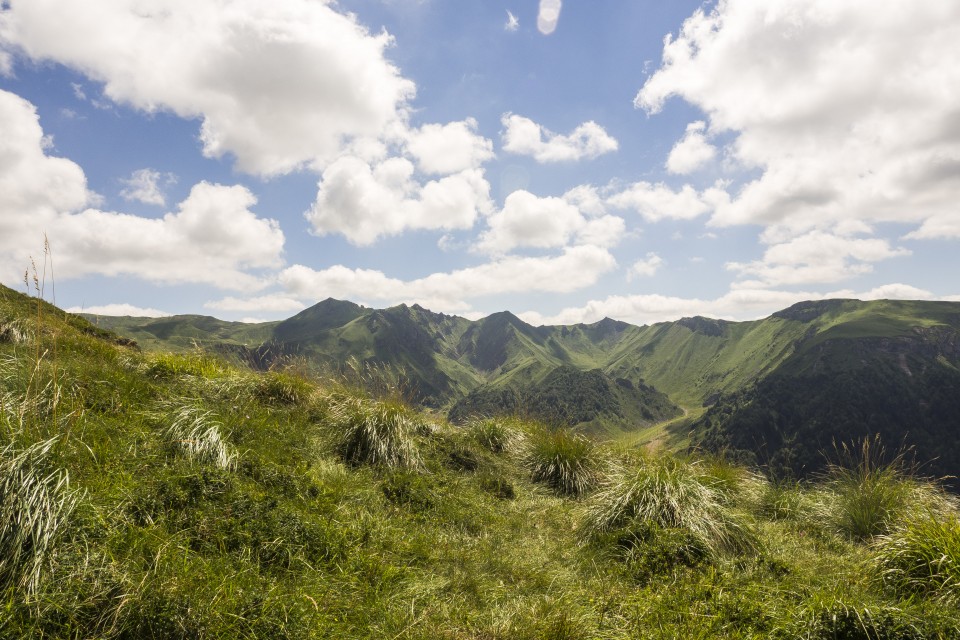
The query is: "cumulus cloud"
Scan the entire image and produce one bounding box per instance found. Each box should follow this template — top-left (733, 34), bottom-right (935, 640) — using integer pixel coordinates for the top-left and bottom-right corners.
top-left (55, 182), bottom-right (285, 289)
top-left (0, 89), bottom-right (285, 289)
top-left (607, 181), bottom-right (721, 222)
top-left (727, 231), bottom-right (910, 288)
top-left (404, 118), bottom-right (494, 175)
top-left (0, 90), bottom-right (90, 265)
top-left (279, 245), bottom-right (616, 315)
top-left (119, 168), bottom-right (175, 206)
top-left (519, 283), bottom-right (938, 327)
top-left (636, 0), bottom-right (960, 238)
top-left (0, 0), bottom-right (415, 176)
top-left (305, 155), bottom-right (492, 245)
top-left (66, 303), bottom-right (171, 317)
top-left (206, 294), bottom-right (306, 313)
top-left (475, 190), bottom-right (624, 255)
top-left (501, 113), bottom-right (618, 163)
top-left (666, 121), bottom-right (716, 174)
top-left (629, 253), bottom-right (664, 279)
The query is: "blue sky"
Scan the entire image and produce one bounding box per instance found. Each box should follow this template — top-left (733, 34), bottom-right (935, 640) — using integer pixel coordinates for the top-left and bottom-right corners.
top-left (1, 0), bottom-right (958, 325)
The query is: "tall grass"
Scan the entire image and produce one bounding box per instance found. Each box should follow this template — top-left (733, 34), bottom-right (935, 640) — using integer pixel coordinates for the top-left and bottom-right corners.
top-left (526, 427), bottom-right (600, 497)
top-left (819, 437), bottom-right (950, 541)
top-left (146, 352), bottom-right (226, 379)
top-left (874, 513), bottom-right (960, 607)
top-left (0, 437), bottom-right (78, 594)
top-left (163, 403), bottom-right (236, 470)
top-left (582, 454), bottom-right (757, 556)
top-left (331, 396), bottom-right (421, 469)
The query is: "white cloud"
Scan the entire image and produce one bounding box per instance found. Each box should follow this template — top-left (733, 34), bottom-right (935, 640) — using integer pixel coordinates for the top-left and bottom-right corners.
top-left (0, 50), bottom-right (12, 77)
top-left (562, 185), bottom-right (607, 217)
top-left (727, 231), bottom-right (910, 288)
top-left (501, 113), bottom-right (618, 163)
top-left (629, 253), bottom-right (664, 279)
top-left (0, 88), bottom-right (92, 281)
top-left (577, 216), bottom-right (627, 249)
top-left (206, 294), bottom-right (306, 313)
top-left (405, 118), bottom-right (494, 175)
top-left (0, 92), bottom-right (285, 289)
top-left (305, 155), bottom-right (492, 245)
top-left (666, 121), bottom-right (716, 174)
top-left (537, 0), bottom-right (561, 35)
top-left (902, 215), bottom-right (960, 241)
top-left (519, 283), bottom-right (939, 327)
top-left (505, 10), bottom-right (519, 32)
top-left (54, 182), bottom-right (284, 290)
top-left (119, 168), bottom-right (175, 206)
top-left (0, 0), bottom-right (416, 176)
top-left (279, 245), bottom-right (616, 315)
top-left (476, 189), bottom-right (625, 255)
top-left (478, 191), bottom-right (581, 253)
top-left (636, 0), bottom-right (960, 238)
top-left (67, 303), bottom-right (171, 317)
top-left (607, 181), bottom-right (717, 222)
top-left (856, 284), bottom-right (933, 301)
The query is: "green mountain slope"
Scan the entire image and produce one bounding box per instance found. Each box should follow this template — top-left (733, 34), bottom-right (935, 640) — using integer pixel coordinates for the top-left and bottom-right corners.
top-left (691, 301), bottom-right (960, 480)
top-left (448, 364), bottom-right (681, 435)
top-left (95, 296), bottom-right (960, 478)
top-left (83, 313), bottom-right (278, 352)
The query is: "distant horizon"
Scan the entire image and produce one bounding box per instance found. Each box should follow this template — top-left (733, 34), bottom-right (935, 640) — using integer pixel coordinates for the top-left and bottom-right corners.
top-left (68, 293), bottom-right (960, 329)
top-left (3, 1), bottom-right (959, 326)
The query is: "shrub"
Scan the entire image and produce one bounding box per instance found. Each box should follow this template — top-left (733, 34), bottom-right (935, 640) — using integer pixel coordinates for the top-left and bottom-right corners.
top-left (526, 427), bottom-right (600, 497)
top-left (582, 454), bottom-right (757, 557)
top-left (331, 396), bottom-right (421, 469)
top-left (163, 403), bottom-right (236, 470)
top-left (874, 514), bottom-right (960, 607)
top-left (0, 438), bottom-right (78, 594)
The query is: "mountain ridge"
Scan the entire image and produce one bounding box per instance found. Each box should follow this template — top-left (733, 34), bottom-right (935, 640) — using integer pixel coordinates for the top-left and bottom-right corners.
top-left (86, 297), bottom-right (960, 478)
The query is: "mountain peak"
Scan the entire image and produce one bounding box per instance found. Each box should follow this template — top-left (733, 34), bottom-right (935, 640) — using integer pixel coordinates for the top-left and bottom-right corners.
top-left (274, 298), bottom-right (366, 341)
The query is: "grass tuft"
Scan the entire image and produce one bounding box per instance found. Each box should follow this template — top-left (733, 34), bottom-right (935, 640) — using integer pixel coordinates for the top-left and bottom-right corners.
top-left (469, 416), bottom-right (524, 454)
top-left (146, 352), bottom-right (226, 379)
top-left (819, 437), bottom-right (950, 541)
top-left (582, 454), bottom-right (757, 557)
top-left (163, 403), bottom-right (236, 470)
top-left (0, 318), bottom-right (32, 345)
top-left (874, 513), bottom-right (960, 607)
top-left (331, 396), bottom-right (421, 469)
top-left (254, 370), bottom-right (314, 406)
top-left (0, 437), bottom-right (78, 594)
top-left (526, 427), bottom-right (600, 497)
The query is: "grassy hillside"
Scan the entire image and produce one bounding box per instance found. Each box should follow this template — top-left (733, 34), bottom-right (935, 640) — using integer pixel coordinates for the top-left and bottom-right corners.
top-left (448, 365), bottom-right (681, 435)
top-left (4, 285), bottom-right (960, 638)
top-left (84, 314), bottom-right (278, 353)
top-left (93, 297), bottom-right (960, 478)
top-left (691, 303), bottom-right (960, 481)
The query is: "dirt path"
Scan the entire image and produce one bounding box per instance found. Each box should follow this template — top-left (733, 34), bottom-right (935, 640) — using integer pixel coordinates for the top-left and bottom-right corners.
top-left (642, 406), bottom-right (690, 452)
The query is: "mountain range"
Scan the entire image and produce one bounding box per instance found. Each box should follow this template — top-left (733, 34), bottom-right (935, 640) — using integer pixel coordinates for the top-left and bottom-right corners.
top-left (87, 297), bottom-right (960, 480)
